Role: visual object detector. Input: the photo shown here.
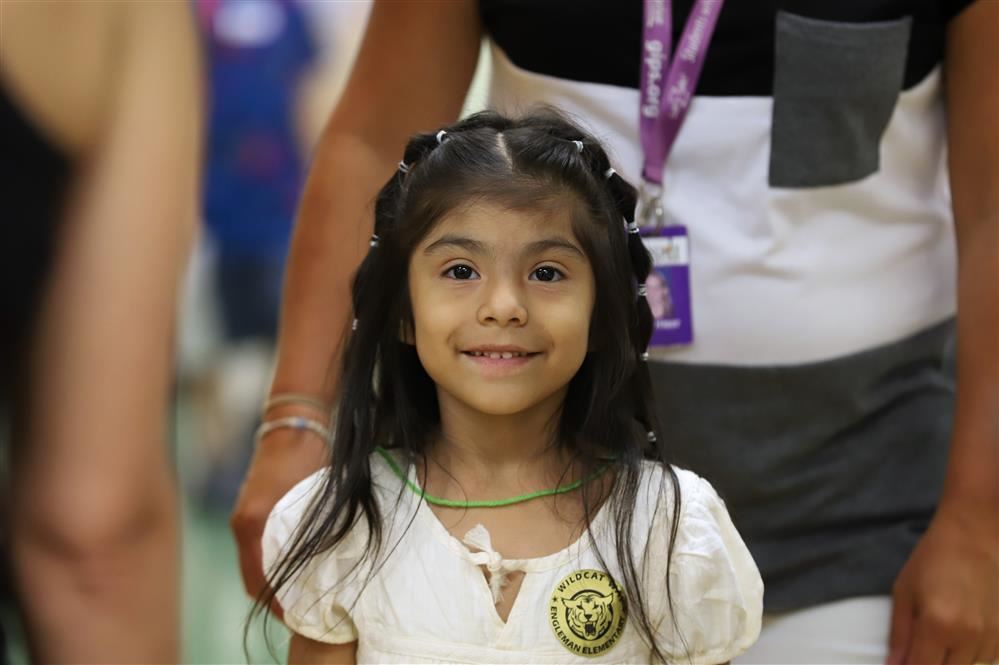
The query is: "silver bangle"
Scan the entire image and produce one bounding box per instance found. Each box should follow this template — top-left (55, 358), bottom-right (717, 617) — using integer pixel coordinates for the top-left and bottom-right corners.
top-left (256, 416), bottom-right (332, 444)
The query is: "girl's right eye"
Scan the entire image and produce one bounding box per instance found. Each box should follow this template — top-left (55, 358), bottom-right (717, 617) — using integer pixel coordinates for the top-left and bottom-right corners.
top-left (444, 264), bottom-right (479, 280)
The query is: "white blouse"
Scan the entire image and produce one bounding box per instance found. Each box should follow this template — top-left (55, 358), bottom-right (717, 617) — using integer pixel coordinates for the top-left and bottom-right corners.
top-left (262, 451), bottom-right (763, 664)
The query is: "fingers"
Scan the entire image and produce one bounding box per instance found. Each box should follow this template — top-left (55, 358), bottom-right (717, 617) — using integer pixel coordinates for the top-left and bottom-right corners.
top-left (231, 493), bottom-right (268, 597)
top-left (908, 608), bottom-right (984, 665)
top-left (907, 630), bottom-right (947, 665)
top-left (889, 584), bottom-right (916, 665)
top-left (234, 523), bottom-right (265, 598)
top-left (945, 644), bottom-right (979, 665)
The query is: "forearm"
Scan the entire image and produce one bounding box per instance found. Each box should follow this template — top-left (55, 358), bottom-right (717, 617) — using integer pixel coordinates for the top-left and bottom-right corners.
top-left (941, 0), bottom-right (999, 514)
top-left (270, 130), bottom-right (399, 402)
top-left (941, 211), bottom-right (999, 509)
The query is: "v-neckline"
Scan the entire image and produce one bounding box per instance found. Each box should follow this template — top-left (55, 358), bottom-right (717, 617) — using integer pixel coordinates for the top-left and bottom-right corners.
top-left (403, 459), bottom-right (614, 632)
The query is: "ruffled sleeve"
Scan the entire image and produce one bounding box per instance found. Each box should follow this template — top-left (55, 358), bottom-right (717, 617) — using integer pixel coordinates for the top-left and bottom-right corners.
top-left (261, 470), bottom-right (367, 644)
top-left (649, 470), bottom-right (764, 664)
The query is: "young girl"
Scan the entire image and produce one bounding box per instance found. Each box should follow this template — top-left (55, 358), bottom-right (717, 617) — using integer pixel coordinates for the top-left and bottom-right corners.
top-left (258, 110), bottom-right (763, 664)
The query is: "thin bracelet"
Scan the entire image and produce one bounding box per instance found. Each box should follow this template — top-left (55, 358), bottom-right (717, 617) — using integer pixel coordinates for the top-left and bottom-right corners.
top-left (263, 393), bottom-right (330, 414)
top-left (255, 416), bottom-right (332, 445)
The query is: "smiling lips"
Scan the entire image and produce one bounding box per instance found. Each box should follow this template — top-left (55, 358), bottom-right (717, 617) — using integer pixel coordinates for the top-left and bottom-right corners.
top-left (460, 346), bottom-right (541, 369)
top-left (465, 350), bottom-right (534, 359)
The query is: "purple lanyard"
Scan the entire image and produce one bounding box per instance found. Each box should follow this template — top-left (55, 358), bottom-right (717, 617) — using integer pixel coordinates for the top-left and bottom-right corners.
top-left (639, 0), bottom-right (724, 221)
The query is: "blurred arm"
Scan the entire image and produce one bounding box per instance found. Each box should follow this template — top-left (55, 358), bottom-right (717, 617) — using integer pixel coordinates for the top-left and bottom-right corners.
top-left (10, 2), bottom-right (201, 661)
top-left (273, 0), bottom-right (483, 403)
top-left (940, 0), bottom-right (999, 510)
top-left (885, 4), bottom-right (999, 663)
top-left (232, 0), bottom-right (482, 600)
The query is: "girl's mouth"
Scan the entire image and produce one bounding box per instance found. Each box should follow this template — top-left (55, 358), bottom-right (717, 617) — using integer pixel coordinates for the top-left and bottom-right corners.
top-left (462, 350), bottom-right (538, 359)
top-left (460, 350), bottom-right (542, 372)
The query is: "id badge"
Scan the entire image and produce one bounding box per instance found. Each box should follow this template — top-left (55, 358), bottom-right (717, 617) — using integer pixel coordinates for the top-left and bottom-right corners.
top-left (641, 225), bottom-right (693, 347)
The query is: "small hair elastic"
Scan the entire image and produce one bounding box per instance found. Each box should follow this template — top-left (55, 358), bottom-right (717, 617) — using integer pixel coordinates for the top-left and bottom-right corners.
top-left (255, 416), bottom-right (332, 445)
top-left (647, 430), bottom-right (657, 443)
top-left (572, 139), bottom-right (584, 153)
top-left (627, 220), bottom-right (640, 234)
top-left (369, 234), bottom-right (380, 247)
top-left (436, 130), bottom-right (449, 144)
top-left (398, 160), bottom-right (410, 174)
top-left (637, 284), bottom-right (648, 297)
top-left (640, 351), bottom-right (650, 362)
top-left (604, 167), bottom-right (616, 179)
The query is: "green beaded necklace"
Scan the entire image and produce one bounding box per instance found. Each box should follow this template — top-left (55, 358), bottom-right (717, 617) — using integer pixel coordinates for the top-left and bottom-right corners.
top-left (375, 446), bottom-right (613, 509)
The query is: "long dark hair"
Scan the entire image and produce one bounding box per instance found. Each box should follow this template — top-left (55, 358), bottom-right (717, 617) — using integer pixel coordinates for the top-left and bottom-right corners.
top-left (254, 109), bottom-right (684, 663)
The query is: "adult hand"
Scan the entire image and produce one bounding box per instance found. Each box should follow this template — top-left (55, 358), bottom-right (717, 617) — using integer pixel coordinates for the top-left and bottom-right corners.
top-left (887, 498), bottom-right (998, 665)
top-left (230, 418), bottom-right (328, 615)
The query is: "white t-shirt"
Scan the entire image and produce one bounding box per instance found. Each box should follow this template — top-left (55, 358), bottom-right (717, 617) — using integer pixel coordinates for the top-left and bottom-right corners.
top-left (262, 451), bottom-right (763, 664)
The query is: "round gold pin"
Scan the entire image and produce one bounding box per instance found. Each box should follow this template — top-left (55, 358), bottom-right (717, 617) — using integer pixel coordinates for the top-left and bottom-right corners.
top-left (548, 569), bottom-right (627, 658)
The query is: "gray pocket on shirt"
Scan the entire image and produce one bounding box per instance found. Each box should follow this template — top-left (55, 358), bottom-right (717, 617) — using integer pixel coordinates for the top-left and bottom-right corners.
top-left (769, 11), bottom-right (912, 188)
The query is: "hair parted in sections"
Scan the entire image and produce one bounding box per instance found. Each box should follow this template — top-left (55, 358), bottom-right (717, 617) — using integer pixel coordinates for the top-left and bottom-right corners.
top-left (254, 109), bottom-right (685, 663)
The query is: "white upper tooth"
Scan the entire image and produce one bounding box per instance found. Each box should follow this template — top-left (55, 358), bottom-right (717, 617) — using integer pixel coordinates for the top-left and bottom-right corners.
top-left (489, 352), bottom-right (501, 359)
top-left (501, 352), bottom-right (513, 359)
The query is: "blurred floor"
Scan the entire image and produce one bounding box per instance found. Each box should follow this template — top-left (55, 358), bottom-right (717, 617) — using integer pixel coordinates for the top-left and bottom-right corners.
top-left (176, 369), bottom-right (288, 664)
top-left (181, 500), bottom-right (287, 664)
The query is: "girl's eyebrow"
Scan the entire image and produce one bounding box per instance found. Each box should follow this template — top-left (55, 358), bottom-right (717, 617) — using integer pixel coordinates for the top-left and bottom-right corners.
top-left (523, 238), bottom-right (585, 259)
top-left (423, 235), bottom-right (585, 259)
top-left (423, 234), bottom-right (489, 256)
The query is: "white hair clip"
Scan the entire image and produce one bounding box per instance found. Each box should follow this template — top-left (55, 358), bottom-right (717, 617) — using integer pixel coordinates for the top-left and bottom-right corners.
top-left (604, 167), bottom-right (616, 179)
top-left (369, 234), bottom-right (380, 247)
top-left (640, 351), bottom-right (650, 362)
top-left (351, 318), bottom-right (359, 331)
top-left (627, 220), bottom-right (640, 234)
top-left (398, 161), bottom-right (410, 174)
top-left (637, 284), bottom-right (647, 297)
top-left (572, 139), bottom-right (584, 153)
top-left (436, 130), bottom-right (449, 144)
top-left (647, 431), bottom-right (657, 443)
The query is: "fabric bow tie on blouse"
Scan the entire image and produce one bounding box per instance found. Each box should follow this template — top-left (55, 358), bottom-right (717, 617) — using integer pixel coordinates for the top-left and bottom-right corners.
top-left (461, 524), bottom-right (528, 604)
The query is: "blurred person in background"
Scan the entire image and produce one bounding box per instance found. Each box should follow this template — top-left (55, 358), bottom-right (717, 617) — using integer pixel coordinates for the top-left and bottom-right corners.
top-left (232, 1), bottom-right (997, 663)
top-left (188, 0), bottom-right (318, 514)
top-left (0, 1), bottom-right (201, 662)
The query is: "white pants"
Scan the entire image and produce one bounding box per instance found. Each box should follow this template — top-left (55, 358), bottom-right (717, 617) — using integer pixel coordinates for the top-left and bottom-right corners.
top-left (736, 596), bottom-right (892, 664)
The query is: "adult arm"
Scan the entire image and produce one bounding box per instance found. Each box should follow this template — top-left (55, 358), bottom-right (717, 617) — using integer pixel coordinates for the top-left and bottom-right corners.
top-left (8, 2), bottom-right (201, 661)
top-left (887, 2), bottom-right (999, 664)
top-left (231, 0), bottom-right (483, 601)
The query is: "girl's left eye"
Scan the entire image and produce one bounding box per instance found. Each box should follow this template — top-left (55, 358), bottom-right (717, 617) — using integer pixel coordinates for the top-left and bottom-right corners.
top-left (530, 266), bottom-right (564, 282)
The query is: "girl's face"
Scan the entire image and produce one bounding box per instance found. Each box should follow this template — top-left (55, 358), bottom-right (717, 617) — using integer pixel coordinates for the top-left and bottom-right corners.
top-left (407, 200), bottom-right (596, 419)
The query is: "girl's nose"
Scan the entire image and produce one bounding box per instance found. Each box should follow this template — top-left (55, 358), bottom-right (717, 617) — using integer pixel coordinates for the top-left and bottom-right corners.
top-left (476, 277), bottom-right (528, 327)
